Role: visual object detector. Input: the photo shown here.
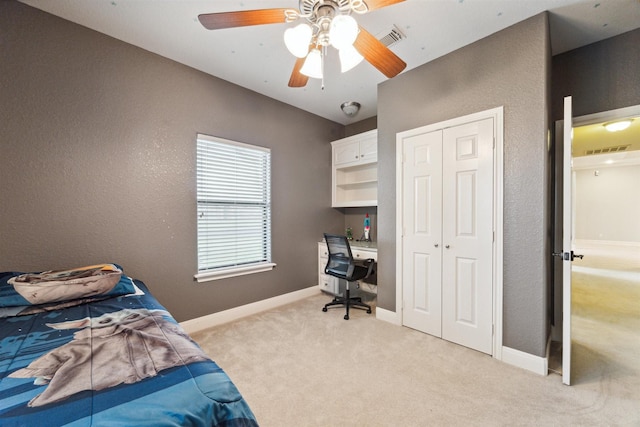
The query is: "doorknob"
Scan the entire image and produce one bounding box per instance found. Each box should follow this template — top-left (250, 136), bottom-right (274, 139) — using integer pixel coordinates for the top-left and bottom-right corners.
top-left (571, 251), bottom-right (584, 260)
top-left (552, 251), bottom-right (584, 261)
top-left (434, 243), bottom-right (439, 248)
top-left (445, 245), bottom-right (450, 249)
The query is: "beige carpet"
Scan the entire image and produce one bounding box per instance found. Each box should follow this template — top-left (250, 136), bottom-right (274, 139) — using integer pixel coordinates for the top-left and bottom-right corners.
top-left (191, 248), bottom-right (640, 426)
top-left (570, 243), bottom-right (640, 396)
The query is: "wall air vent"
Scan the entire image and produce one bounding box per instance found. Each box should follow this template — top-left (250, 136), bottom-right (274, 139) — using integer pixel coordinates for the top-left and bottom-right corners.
top-left (377, 25), bottom-right (406, 47)
top-left (585, 145), bottom-right (630, 155)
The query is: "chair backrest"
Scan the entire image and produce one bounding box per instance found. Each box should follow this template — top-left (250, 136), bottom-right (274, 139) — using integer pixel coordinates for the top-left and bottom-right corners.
top-left (323, 233), bottom-right (355, 279)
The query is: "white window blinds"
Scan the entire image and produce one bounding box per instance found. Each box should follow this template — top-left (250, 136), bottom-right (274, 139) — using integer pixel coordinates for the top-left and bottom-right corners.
top-left (196, 134), bottom-right (273, 281)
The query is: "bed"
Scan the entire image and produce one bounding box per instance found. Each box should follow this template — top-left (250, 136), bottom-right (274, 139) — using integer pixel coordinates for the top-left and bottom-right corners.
top-left (0, 264), bottom-right (258, 427)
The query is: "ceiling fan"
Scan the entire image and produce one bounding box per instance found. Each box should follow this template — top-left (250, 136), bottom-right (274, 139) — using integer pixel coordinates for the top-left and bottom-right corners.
top-left (198, 0), bottom-right (407, 88)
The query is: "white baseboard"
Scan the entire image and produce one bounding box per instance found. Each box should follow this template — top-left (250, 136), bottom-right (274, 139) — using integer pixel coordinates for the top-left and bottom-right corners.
top-left (575, 239), bottom-right (640, 248)
top-left (501, 346), bottom-right (548, 376)
top-left (376, 307), bottom-right (401, 325)
top-left (180, 286), bottom-right (321, 334)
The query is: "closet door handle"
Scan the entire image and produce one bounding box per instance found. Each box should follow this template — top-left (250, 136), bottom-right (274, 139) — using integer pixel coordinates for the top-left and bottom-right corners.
top-left (445, 245), bottom-right (450, 249)
top-left (434, 243), bottom-right (439, 248)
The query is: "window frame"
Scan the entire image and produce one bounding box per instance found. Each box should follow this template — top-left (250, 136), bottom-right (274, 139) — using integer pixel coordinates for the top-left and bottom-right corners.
top-left (194, 133), bottom-right (275, 283)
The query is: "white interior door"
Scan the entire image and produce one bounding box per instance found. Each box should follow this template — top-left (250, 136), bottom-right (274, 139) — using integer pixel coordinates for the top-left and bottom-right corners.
top-left (401, 130), bottom-right (443, 337)
top-left (400, 116), bottom-right (494, 355)
top-left (441, 118), bottom-right (494, 355)
top-left (562, 96), bottom-right (573, 385)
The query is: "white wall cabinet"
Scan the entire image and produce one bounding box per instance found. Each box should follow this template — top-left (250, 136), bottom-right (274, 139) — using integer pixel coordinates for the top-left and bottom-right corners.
top-left (331, 130), bottom-right (378, 207)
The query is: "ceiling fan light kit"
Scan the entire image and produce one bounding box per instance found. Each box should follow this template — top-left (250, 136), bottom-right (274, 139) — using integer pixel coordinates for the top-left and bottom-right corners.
top-left (328, 15), bottom-right (359, 50)
top-left (339, 44), bottom-right (364, 72)
top-left (198, 0), bottom-right (407, 89)
top-left (284, 23), bottom-right (313, 58)
top-left (300, 48), bottom-right (324, 79)
top-left (287, 1), bottom-right (363, 81)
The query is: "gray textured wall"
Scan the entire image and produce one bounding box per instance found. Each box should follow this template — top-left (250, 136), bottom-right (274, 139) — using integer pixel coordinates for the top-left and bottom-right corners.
top-left (376, 13), bottom-right (552, 356)
top-left (0, 2), bottom-right (345, 322)
top-left (345, 116), bottom-right (377, 137)
top-left (552, 28), bottom-right (640, 121)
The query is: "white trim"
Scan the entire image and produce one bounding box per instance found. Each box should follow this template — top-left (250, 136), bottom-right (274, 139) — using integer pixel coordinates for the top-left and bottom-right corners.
top-left (395, 106), bottom-right (504, 360)
top-left (395, 125), bottom-right (404, 329)
top-left (572, 104), bottom-right (640, 127)
top-left (376, 307), bottom-right (401, 325)
top-left (194, 262), bottom-right (277, 282)
top-left (196, 133), bottom-right (271, 153)
top-left (180, 286), bottom-right (320, 334)
top-left (501, 346), bottom-right (548, 376)
top-left (493, 107), bottom-right (504, 361)
top-left (574, 239), bottom-right (640, 248)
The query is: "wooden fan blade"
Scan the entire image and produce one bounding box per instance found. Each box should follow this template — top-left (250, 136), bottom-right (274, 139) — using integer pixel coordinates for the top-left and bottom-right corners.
top-left (353, 26), bottom-right (406, 78)
top-left (364, 0), bottom-right (405, 12)
top-left (288, 57), bottom-right (309, 88)
top-left (198, 9), bottom-right (290, 30)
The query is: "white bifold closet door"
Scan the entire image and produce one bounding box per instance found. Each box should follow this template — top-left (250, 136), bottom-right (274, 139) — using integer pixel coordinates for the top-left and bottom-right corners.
top-left (401, 117), bottom-right (494, 355)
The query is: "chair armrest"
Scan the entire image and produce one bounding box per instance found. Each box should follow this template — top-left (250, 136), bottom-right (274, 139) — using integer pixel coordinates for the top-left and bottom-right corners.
top-left (362, 258), bottom-right (375, 278)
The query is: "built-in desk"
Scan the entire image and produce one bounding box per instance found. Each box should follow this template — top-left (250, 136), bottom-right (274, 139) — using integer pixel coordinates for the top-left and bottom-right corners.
top-left (318, 240), bottom-right (377, 296)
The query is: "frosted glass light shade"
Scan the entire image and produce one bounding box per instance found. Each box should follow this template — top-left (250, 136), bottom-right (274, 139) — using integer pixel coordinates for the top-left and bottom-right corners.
top-left (339, 44), bottom-right (364, 72)
top-left (329, 15), bottom-right (358, 50)
top-left (284, 23), bottom-right (312, 58)
top-left (604, 119), bottom-right (632, 132)
top-left (300, 49), bottom-right (323, 79)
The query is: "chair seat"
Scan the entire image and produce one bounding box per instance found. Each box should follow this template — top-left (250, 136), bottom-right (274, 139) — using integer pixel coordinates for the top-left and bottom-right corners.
top-left (326, 264), bottom-right (370, 282)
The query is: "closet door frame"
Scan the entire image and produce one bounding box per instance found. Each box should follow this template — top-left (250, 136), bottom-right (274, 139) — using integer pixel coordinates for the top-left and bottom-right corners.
top-left (395, 106), bottom-right (504, 360)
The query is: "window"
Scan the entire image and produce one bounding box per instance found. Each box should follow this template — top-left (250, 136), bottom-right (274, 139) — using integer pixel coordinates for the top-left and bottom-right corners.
top-left (195, 134), bottom-right (274, 282)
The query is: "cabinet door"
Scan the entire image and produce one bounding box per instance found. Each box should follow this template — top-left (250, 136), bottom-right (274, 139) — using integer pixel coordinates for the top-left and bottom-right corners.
top-left (359, 136), bottom-right (378, 163)
top-left (334, 141), bottom-right (360, 166)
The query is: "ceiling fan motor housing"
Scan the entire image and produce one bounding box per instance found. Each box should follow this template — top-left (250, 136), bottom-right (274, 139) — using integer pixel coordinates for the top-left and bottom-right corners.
top-left (300, 0), bottom-right (351, 22)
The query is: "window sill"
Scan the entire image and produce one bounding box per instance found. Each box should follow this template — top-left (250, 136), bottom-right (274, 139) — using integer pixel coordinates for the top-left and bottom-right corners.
top-left (194, 263), bottom-right (277, 283)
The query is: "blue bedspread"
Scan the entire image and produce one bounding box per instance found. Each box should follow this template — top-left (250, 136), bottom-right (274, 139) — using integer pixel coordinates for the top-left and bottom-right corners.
top-left (0, 279), bottom-right (258, 427)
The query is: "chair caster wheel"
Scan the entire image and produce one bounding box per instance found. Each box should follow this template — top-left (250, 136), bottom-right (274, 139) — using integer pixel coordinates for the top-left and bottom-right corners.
top-left (322, 307), bottom-right (328, 312)
top-left (344, 315), bottom-right (349, 320)
top-left (366, 309), bottom-right (372, 314)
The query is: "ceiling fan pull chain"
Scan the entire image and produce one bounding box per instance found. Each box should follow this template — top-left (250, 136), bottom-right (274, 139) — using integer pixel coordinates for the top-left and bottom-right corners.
top-left (321, 45), bottom-right (326, 90)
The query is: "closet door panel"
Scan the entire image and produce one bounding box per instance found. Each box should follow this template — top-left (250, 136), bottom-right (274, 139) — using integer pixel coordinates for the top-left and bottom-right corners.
top-left (454, 257), bottom-right (477, 325)
top-left (456, 171), bottom-right (477, 237)
top-left (442, 118), bottom-right (494, 355)
top-left (401, 130), bottom-right (443, 337)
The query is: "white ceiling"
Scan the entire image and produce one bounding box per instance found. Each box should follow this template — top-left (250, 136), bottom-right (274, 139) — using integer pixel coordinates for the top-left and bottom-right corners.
top-left (20, 0), bottom-right (640, 125)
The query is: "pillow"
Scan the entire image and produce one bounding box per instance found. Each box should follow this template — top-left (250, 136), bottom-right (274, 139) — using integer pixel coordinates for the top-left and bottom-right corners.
top-left (0, 264), bottom-right (137, 307)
